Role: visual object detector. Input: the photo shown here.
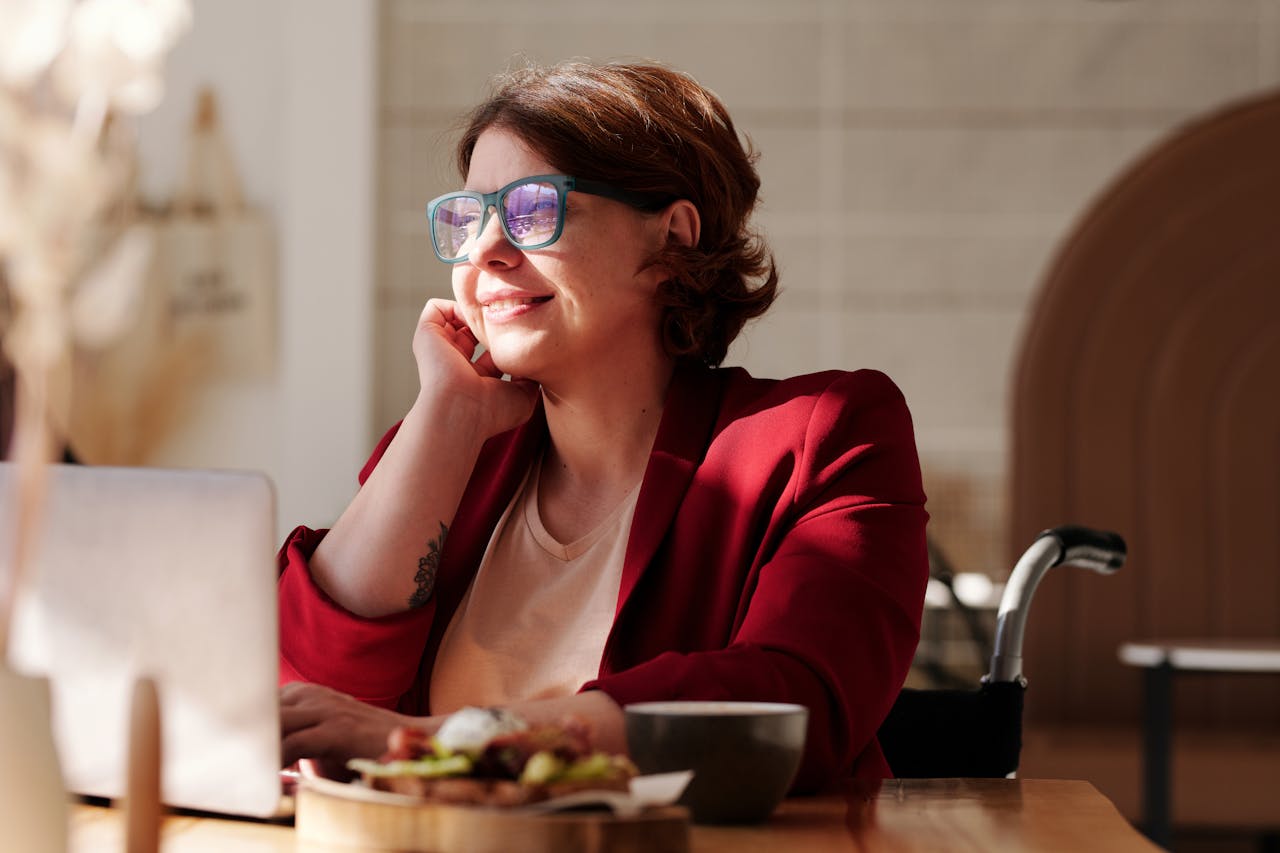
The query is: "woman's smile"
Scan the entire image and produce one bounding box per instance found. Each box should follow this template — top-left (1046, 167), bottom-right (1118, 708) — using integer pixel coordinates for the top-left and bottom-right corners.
top-left (477, 290), bottom-right (554, 323)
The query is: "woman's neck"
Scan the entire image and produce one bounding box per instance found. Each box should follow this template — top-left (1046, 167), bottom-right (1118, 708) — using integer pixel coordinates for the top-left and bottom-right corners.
top-left (534, 357), bottom-right (674, 541)
top-left (541, 358), bottom-right (672, 483)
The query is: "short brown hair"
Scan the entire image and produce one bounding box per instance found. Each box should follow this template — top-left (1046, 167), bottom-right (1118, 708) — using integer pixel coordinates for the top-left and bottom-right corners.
top-left (456, 60), bottom-right (779, 367)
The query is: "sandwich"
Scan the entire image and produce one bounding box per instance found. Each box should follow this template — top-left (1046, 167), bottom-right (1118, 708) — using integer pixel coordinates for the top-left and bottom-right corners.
top-left (347, 707), bottom-right (637, 807)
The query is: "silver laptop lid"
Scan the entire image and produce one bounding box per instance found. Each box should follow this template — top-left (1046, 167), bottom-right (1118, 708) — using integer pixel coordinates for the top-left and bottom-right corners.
top-left (2, 463), bottom-right (281, 817)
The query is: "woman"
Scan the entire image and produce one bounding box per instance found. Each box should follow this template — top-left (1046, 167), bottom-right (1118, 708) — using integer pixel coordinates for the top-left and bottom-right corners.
top-left (279, 60), bottom-right (928, 792)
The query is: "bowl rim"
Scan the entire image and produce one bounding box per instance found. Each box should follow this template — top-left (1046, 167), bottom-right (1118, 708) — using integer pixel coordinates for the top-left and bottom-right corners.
top-left (623, 700), bottom-right (808, 717)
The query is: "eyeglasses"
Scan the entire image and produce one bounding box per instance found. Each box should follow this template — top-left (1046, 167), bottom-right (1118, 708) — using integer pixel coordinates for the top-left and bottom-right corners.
top-left (427, 174), bottom-right (670, 263)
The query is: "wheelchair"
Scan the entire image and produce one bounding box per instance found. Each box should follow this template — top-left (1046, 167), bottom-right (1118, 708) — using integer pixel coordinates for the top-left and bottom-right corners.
top-left (877, 525), bottom-right (1127, 778)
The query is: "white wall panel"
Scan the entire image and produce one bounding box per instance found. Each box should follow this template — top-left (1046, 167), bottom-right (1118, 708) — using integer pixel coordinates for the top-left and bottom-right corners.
top-left (845, 3), bottom-right (1265, 113)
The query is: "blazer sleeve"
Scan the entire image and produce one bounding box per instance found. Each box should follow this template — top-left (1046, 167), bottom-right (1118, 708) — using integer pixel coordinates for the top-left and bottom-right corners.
top-left (585, 370), bottom-right (929, 790)
top-left (276, 421), bottom-right (436, 708)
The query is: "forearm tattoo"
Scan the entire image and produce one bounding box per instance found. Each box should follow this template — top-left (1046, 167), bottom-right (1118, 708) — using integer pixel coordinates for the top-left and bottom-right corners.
top-left (408, 521), bottom-right (447, 609)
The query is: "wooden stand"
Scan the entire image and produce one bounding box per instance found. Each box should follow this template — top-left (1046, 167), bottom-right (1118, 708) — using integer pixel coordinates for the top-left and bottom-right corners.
top-left (124, 676), bottom-right (163, 853)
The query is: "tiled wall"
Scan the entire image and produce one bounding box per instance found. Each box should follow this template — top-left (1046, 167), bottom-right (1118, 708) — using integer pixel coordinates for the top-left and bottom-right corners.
top-left (374, 0), bottom-right (1280, 576)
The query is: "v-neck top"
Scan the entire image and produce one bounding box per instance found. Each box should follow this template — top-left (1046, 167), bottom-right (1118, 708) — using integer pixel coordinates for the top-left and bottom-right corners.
top-left (428, 459), bottom-right (640, 713)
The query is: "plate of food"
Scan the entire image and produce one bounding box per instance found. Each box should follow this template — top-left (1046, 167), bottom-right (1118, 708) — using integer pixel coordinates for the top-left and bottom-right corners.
top-left (295, 707), bottom-right (693, 853)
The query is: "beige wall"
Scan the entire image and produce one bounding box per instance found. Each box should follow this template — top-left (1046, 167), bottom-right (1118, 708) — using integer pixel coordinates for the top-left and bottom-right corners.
top-left (135, 0), bottom-right (377, 539)
top-left (375, 0), bottom-right (1280, 573)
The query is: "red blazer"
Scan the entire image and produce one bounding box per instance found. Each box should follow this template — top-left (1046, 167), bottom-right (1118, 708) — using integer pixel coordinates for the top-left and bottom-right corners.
top-left (278, 363), bottom-right (929, 791)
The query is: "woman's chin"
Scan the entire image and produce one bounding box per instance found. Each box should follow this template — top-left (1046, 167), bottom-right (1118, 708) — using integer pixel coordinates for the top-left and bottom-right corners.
top-left (486, 349), bottom-right (540, 382)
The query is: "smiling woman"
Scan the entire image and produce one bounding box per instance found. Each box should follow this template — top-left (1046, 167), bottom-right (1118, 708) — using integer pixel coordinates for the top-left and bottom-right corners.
top-left (277, 59), bottom-right (929, 796)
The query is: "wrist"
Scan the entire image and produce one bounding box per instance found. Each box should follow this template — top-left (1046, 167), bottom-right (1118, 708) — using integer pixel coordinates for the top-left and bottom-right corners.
top-left (405, 389), bottom-right (490, 451)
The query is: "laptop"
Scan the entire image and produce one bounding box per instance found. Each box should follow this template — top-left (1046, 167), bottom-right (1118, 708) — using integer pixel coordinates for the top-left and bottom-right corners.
top-left (2, 462), bottom-right (286, 819)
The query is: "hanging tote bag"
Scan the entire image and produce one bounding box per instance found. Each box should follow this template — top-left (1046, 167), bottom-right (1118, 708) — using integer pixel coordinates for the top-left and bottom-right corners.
top-left (67, 88), bottom-right (277, 464)
top-left (159, 87), bottom-right (277, 381)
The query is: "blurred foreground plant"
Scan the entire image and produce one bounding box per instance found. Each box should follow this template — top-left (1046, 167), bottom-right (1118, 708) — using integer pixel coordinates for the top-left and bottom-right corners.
top-left (0, 0), bottom-right (191, 657)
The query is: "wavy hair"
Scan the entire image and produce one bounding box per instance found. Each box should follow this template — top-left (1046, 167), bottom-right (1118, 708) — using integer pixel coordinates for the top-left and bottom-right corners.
top-left (456, 60), bottom-right (779, 367)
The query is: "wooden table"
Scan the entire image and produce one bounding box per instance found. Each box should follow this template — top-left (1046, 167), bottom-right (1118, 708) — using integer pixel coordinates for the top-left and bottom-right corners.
top-left (69, 778), bottom-right (1158, 852)
top-left (1119, 638), bottom-right (1280, 849)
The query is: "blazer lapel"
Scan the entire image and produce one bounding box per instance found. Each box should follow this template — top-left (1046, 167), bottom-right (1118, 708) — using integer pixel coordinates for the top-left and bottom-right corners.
top-left (615, 362), bottom-right (725, 615)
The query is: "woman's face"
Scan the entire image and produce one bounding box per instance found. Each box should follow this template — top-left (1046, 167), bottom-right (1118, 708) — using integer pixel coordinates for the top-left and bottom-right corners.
top-left (450, 127), bottom-right (669, 387)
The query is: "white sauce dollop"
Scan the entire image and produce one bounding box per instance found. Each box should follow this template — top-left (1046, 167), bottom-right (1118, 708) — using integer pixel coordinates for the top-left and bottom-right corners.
top-left (433, 706), bottom-right (528, 755)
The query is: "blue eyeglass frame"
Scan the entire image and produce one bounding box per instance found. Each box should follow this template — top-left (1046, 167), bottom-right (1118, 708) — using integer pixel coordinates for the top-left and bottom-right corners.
top-left (426, 174), bottom-right (671, 264)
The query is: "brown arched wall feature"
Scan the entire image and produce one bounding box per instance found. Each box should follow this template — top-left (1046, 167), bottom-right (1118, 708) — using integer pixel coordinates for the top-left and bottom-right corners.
top-left (1010, 88), bottom-right (1280, 733)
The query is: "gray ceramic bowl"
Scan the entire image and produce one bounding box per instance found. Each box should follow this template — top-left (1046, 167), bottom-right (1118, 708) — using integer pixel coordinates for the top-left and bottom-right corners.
top-left (624, 700), bottom-right (808, 824)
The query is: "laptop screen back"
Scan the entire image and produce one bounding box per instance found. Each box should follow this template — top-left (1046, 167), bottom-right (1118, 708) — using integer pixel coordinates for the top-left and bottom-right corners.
top-left (2, 463), bottom-right (282, 817)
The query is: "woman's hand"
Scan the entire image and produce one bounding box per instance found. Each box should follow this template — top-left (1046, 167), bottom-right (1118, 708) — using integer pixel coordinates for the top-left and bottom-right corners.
top-left (304, 298), bottom-right (535, 618)
top-left (280, 681), bottom-right (425, 769)
top-left (412, 298), bottom-right (539, 440)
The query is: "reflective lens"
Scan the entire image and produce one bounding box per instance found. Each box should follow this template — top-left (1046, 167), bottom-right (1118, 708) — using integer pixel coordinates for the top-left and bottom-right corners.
top-left (502, 181), bottom-right (561, 245)
top-left (432, 196), bottom-right (483, 260)
top-left (428, 179), bottom-right (565, 262)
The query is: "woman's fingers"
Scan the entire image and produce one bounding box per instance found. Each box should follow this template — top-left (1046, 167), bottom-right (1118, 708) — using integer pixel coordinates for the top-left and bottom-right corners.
top-left (280, 679), bottom-right (320, 705)
top-left (280, 680), bottom-right (343, 712)
top-left (420, 299), bottom-right (476, 345)
top-left (282, 718), bottom-right (370, 767)
top-left (418, 297), bottom-right (465, 329)
top-left (278, 682), bottom-right (407, 767)
top-left (414, 299), bottom-right (488, 386)
top-left (281, 721), bottom-right (330, 767)
top-left (280, 682), bottom-right (341, 760)
top-left (417, 299), bottom-right (478, 360)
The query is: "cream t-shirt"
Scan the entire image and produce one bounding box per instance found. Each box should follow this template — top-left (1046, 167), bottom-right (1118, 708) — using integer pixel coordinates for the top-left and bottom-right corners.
top-left (428, 461), bottom-right (640, 714)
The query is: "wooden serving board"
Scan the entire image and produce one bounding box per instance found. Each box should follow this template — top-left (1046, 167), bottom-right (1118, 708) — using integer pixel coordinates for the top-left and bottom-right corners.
top-left (295, 779), bottom-right (690, 853)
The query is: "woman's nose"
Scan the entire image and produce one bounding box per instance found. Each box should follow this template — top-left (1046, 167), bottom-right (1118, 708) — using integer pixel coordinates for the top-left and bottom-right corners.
top-left (468, 206), bottom-right (522, 268)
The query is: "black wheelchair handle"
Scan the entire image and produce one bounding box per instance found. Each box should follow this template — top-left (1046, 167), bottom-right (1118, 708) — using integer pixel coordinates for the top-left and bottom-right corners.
top-left (989, 525), bottom-right (1127, 683)
top-left (1038, 525), bottom-right (1127, 574)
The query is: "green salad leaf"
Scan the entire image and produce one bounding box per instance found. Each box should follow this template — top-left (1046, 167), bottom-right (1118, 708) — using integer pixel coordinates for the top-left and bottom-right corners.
top-left (347, 752), bottom-right (473, 778)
